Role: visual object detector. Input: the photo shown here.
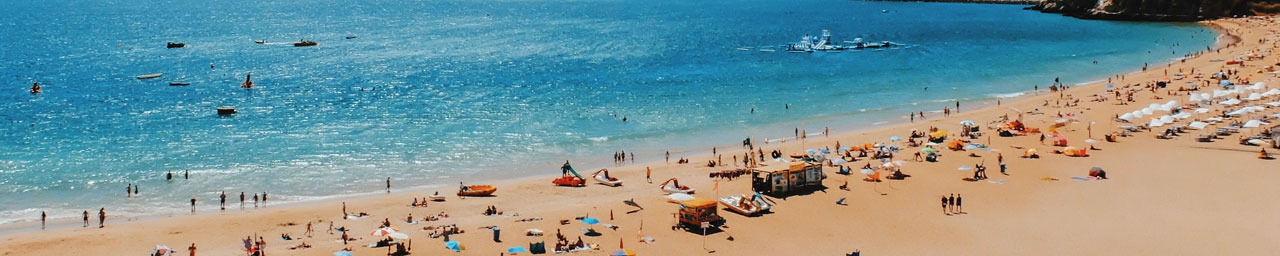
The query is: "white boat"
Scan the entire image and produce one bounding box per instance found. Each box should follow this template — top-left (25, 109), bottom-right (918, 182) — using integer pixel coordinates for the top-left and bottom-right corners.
top-left (136, 73), bottom-right (163, 79)
top-left (592, 169), bottom-right (622, 187)
top-left (719, 193), bottom-right (771, 216)
top-left (428, 192), bottom-right (446, 201)
top-left (660, 178), bottom-right (695, 194)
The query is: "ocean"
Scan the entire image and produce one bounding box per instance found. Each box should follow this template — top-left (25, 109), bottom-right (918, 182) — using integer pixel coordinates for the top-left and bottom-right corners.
top-left (0, 0), bottom-right (1216, 225)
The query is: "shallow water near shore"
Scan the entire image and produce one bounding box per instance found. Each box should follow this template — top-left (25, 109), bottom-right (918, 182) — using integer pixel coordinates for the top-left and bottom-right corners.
top-left (0, 0), bottom-right (1215, 224)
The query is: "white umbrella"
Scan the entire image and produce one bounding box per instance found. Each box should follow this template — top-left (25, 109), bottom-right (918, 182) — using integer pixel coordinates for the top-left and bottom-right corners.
top-left (957, 165), bottom-right (972, 171)
top-left (960, 120), bottom-right (975, 126)
top-left (1247, 139), bottom-right (1266, 145)
top-left (860, 169), bottom-right (875, 175)
top-left (1149, 119), bottom-right (1165, 127)
top-left (371, 227), bottom-right (400, 236)
top-left (1221, 98), bottom-right (1242, 106)
top-left (1194, 108), bottom-right (1209, 113)
top-left (1084, 139), bottom-right (1098, 144)
top-left (389, 232), bottom-right (410, 240)
top-left (1243, 120), bottom-right (1265, 128)
top-left (1188, 121), bottom-right (1208, 130)
top-left (831, 159), bottom-right (848, 165)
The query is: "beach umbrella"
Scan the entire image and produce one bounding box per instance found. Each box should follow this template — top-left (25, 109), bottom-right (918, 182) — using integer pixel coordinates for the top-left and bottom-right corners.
top-left (889, 136), bottom-right (901, 142)
top-left (821, 149), bottom-right (831, 155)
top-left (613, 249), bottom-right (637, 256)
top-left (920, 147), bottom-right (936, 154)
top-left (389, 232), bottom-right (410, 240)
top-left (1106, 84), bottom-right (1114, 89)
top-left (1248, 139), bottom-right (1266, 145)
top-left (334, 251), bottom-right (354, 256)
top-left (957, 165), bottom-right (972, 171)
top-left (581, 217), bottom-right (600, 225)
top-left (960, 120), bottom-right (975, 126)
top-left (508, 246), bottom-right (530, 254)
top-left (445, 241), bottom-right (464, 252)
top-left (838, 146), bottom-right (852, 151)
top-left (860, 169), bottom-right (875, 175)
top-left (154, 245), bottom-right (173, 256)
top-left (831, 159), bottom-right (848, 165)
top-left (1188, 122), bottom-right (1209, 130)
top-left (930, 130), bottom-right (948, 138)
top-left (1084, 139), bottom-right (1098, 144)
top-left (1243, 120), bottom-right (1265, 128)
top-left (370, 227), bottom-right (399, 236)
top-left (924, 142), bottom-right (939, 146)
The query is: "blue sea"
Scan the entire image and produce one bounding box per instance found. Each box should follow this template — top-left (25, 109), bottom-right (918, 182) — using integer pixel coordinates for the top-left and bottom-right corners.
top-left (0, 0), bottom-right (1216, 224)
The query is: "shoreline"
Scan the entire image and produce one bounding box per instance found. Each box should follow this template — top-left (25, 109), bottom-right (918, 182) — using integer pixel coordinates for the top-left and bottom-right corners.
top-left (5, 16), bottom-right (1280, 256)
top-left (0, 20), bottom-right (1230, 233)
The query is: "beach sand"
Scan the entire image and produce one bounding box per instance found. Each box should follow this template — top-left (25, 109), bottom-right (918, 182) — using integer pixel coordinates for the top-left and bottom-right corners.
top-left (4, 17), bottom-right (1280, 255)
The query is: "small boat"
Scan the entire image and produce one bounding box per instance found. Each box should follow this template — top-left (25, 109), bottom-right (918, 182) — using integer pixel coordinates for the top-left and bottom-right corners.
top-left (169, 82), bottom-right (190, 86)
top-left (660, 178), bottom-right (694, 194)
top-left (428, 193), bottom-right (446, 202)
top-left (345, 35), bottom-right (357, 39)
top-left (457, 184), bottom-right (496, 197)
top-left (254, 40), bottom-right (266, 44)
top-left (217, 106), bottom-right (236, 115)
top-left (719, 193), bottom-right (772, 216)
top-left (166, 42), bottom-right (185, 48)
top-left (294, 40), bottom-right (317, 47)
top-left (592, 169), bottom-right (622, 187)
top-left (136, 73), bottom-right (163, 79)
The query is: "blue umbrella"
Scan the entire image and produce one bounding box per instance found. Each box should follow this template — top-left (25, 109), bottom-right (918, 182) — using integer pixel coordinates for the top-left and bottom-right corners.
top-left (889, 136), bottom-right (901, 142)
top-left (838, 146), bottom-right (852, 151)
top-left (581, 217), bottom-right (600, 225)
top-left (1105, 84), bottom-right (1113, 89)
top-left (820, 149), bottom-right (830, 155)
top-left (508, 246), bottom-right (529, 254)
top-left (333, 251), bottom-right (353, 256)
top-left (445, 241), bottom-right (462, 252)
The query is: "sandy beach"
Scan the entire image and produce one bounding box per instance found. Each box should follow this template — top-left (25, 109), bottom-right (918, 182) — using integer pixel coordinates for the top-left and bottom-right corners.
top-left (4, 17), bottom-right (1280, 256)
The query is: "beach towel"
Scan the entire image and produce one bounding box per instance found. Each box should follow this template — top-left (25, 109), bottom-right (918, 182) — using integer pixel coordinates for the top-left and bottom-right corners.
top-left (1071, 177), bottom-right (1090, 181)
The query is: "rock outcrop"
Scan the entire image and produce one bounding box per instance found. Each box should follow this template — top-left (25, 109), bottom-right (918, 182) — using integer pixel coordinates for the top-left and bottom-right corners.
top-left (1030, 0), bottom-right (1279, 21)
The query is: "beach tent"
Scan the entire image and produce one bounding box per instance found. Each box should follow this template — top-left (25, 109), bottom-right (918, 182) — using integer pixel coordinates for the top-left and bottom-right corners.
top-left (1188, 121), bottom-right (1209, 130)
top-left (445, 241), bottom-right (466, 251)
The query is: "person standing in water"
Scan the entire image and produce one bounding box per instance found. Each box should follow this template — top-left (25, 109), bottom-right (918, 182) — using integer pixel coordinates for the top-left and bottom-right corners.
top-left (386, 177), bottom-right (391, 193)
top-left (97, 208), bottom-right (105, 228)
top-left (82, 210), bottom-right (89, 227)
top-left (241, 74), bottom-right (254, 88)
top-left (30, 82), bottom-right (41, 93)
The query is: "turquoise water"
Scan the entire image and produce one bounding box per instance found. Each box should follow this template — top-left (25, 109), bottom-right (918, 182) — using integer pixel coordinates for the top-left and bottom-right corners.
top-left (0, 0), bottom-right (1216, 224)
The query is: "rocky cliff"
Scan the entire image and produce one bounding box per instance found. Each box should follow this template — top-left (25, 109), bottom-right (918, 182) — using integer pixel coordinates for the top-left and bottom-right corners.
top-left (1030, 0), bottom-right (1280, 21)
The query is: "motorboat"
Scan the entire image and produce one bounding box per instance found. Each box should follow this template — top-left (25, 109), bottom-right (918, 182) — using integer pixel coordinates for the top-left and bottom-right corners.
top-left (294, 40), bottom-right (317, 47)
top-left (136, 73), bottom-right (163, 79)
top-left (166, 42), bottom-right (185, 48)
